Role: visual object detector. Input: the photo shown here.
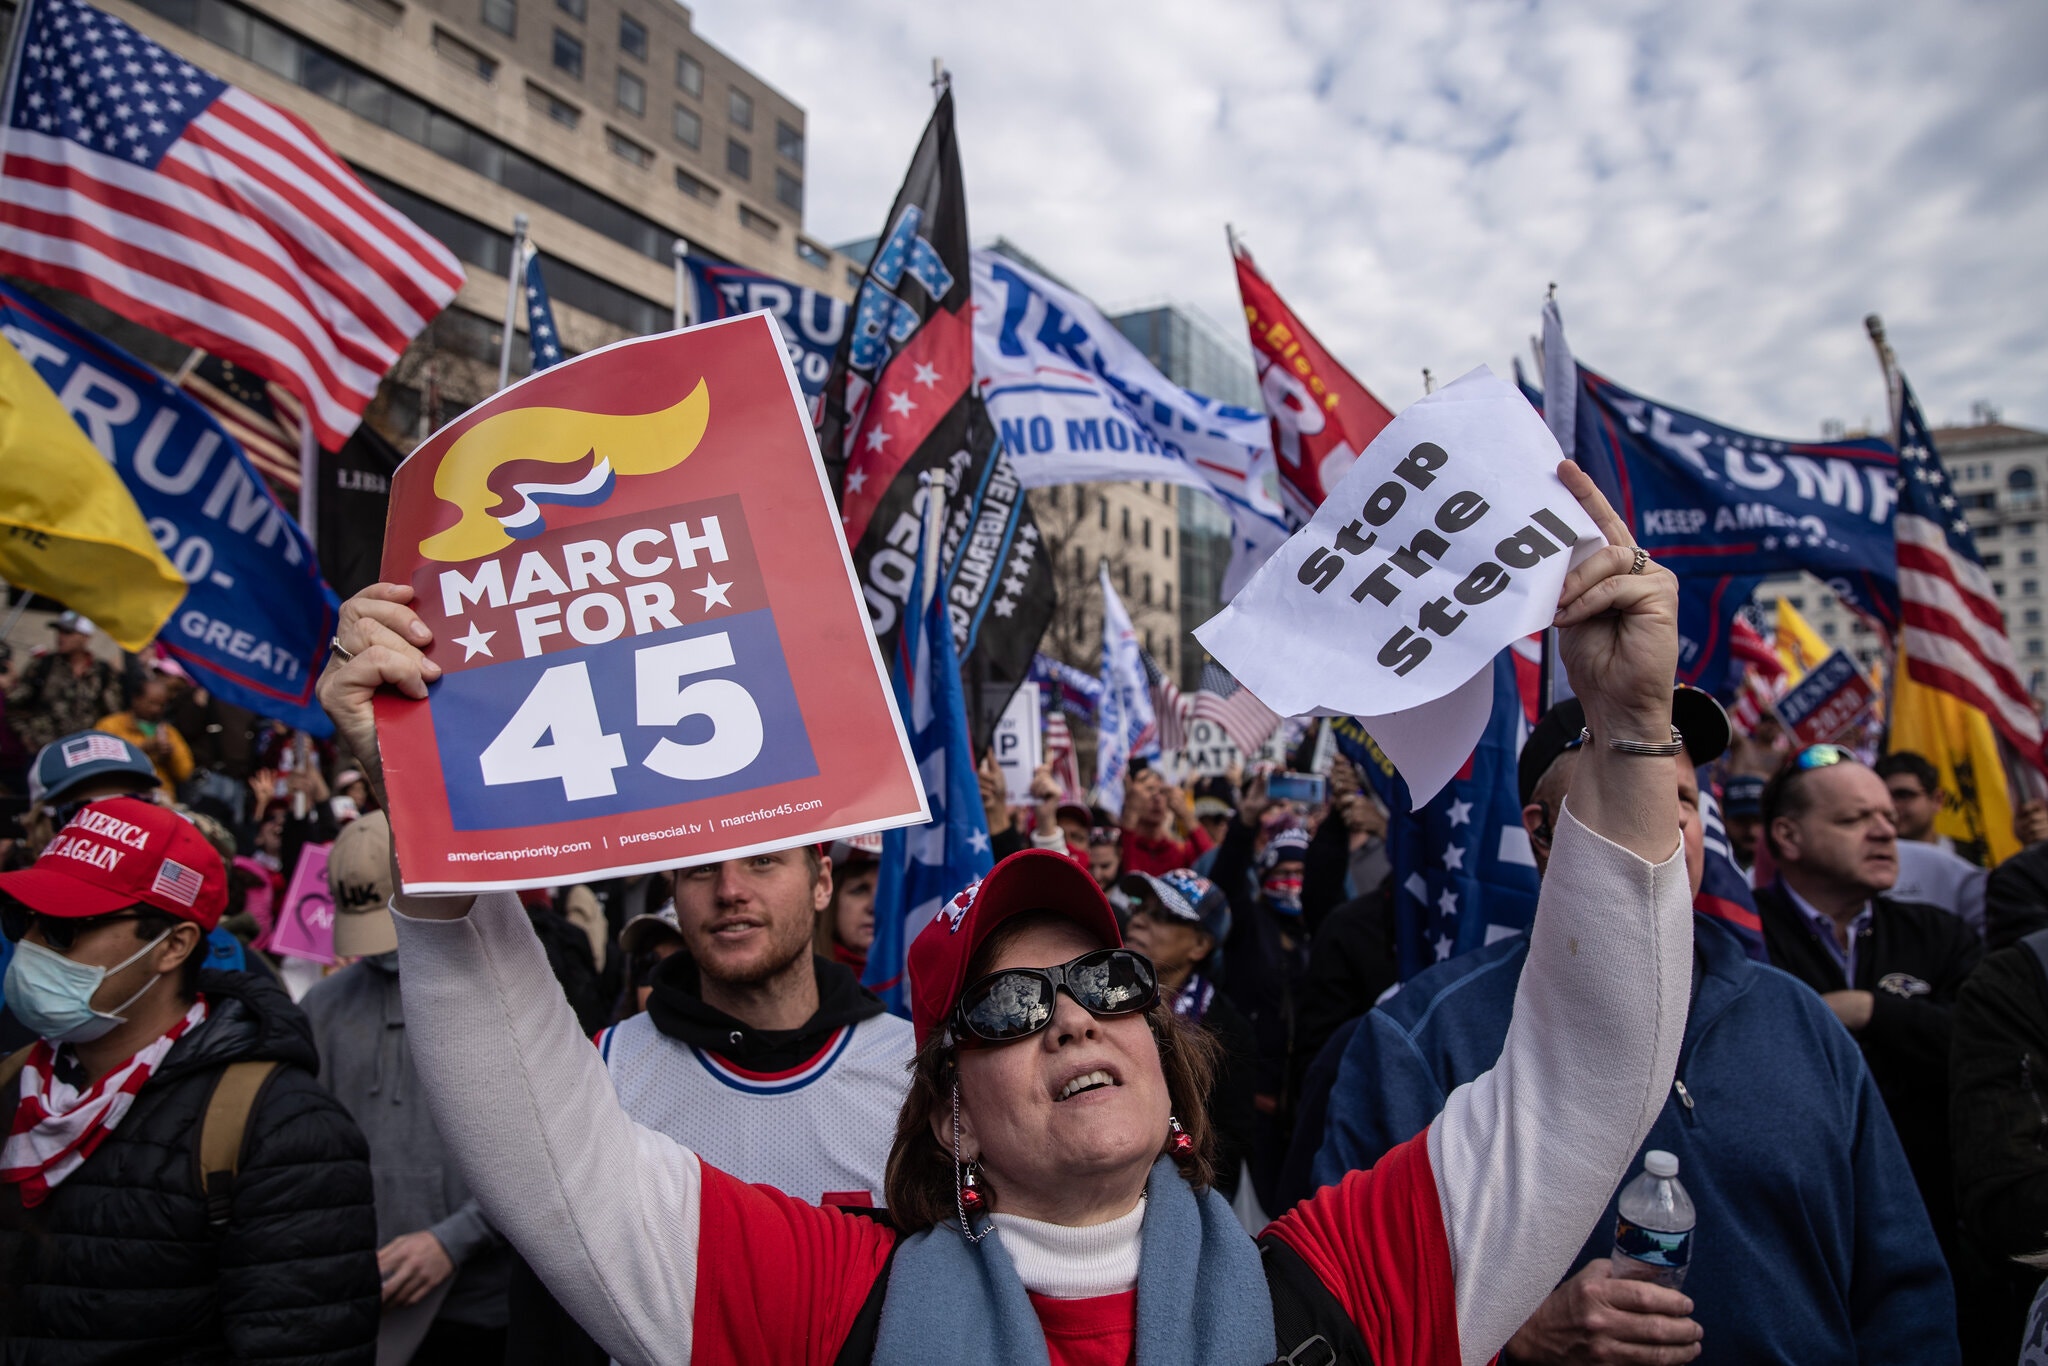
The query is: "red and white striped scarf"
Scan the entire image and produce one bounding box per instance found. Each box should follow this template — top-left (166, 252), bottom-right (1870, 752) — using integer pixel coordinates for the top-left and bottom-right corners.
top-left (1, 998), bottom-right (208, 1208)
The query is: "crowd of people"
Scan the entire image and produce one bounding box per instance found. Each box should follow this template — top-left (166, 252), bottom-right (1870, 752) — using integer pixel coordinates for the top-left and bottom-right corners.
top-left (0, 477), bottom-right (2042, 1364)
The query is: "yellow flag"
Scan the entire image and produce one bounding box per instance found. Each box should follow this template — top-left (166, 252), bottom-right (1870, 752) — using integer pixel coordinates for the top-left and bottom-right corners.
top-left (1774, 597), bottom-right (1832, 680)
top-left (0, 337), bottom-right (183, 649)
top-left (1889, 647), bottom-right (2016, 866)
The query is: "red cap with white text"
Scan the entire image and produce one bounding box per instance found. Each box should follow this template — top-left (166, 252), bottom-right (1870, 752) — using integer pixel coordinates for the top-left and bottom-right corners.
top-left (906, 848), bottom-right (1124, 1049)
top-left (0, 796), bottom-right (227, 930)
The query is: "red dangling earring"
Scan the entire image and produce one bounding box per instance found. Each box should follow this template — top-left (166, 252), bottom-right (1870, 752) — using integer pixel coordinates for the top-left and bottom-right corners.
top-left (1168, 1115), bottom-right (1194, 1158)
top-left (960, 1163), bottom-right (985, 1215)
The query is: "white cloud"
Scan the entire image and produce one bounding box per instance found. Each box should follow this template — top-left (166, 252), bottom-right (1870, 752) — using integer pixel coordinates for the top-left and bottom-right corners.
top-left (687, 0), bottom-right (2048, 435)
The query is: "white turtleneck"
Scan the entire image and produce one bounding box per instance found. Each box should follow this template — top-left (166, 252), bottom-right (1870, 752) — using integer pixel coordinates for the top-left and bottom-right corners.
top-left (989, 1198), bottom-right (1146, 1299)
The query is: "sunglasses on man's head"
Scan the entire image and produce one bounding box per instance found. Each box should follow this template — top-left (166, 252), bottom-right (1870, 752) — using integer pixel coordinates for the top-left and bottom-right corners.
top-left (1793, 744), bottom-right (1855, 771)
top-left (0, 907), bottom-right (143, 952)
top-left (951, 948), bottom-right (1159, 1046)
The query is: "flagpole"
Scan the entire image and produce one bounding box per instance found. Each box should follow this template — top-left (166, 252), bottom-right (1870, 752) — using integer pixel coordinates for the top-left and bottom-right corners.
top-left (917, 470), bottom-right (943, 615)
top-left (497, 213), bottom-right (528, 392)
top-left (1864, 313), bottom-right (1903, 740)
top-left (671, 238), bottom-right (689, 330)
top-left (0, 0), bottom-right (39, 206)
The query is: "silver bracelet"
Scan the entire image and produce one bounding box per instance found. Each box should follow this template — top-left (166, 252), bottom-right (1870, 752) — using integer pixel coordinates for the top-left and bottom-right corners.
top-left (1576, 725), bottom-right (1685, 757)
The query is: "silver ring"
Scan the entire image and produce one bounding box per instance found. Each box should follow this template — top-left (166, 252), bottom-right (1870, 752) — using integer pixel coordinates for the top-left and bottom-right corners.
top-left (1629, 547), bottom-right (1649, 576)
top-left (330, 635), bottom-right (355, 663)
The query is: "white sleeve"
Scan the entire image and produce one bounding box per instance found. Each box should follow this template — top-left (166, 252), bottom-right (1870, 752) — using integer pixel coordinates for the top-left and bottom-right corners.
top-left (1427, 800), bottom-right (1692, 1366)
top-left (392, 893), bottom-right (699, 1366)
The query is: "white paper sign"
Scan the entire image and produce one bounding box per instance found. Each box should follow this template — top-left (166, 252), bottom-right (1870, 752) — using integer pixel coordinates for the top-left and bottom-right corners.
top-left (1195, 367), bottom-right (1604, 803)
top-left (1179, 717), bottom-right (1242, 777)
top-left (994, 684), bottom-right (1043, 805)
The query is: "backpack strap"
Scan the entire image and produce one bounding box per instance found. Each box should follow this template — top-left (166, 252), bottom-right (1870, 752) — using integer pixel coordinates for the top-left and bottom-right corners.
top-left (0, 1044), bottom-right (34, 1098)
top-left (198, 1060), bottom-right (281, 1230)
top-left (1259, 1232), bottom-right (1375, 1366)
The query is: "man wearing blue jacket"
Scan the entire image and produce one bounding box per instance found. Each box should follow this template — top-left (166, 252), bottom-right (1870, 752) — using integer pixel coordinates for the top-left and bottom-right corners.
top-left (1315, 693), bottom-right (1958, 1364)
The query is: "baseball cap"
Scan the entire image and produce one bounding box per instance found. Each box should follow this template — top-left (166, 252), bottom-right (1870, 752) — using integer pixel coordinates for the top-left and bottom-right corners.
top-left (1517, 685), bottom-right (1733, 808)
top-left (327, 811), bottom-right (396, 957)
top-left (907, 848), bottom-right (1124, 1049)
top-left (1192, 796), bottom-right (1233, 821)
top-left (620, 899), bottom-right (684, 956)
top-left (1118, 868), bottom-right (1231, 942)
top-left (0, 796), bottom-right (226, 931)
top-left (829, 832), bottom-right (884, 868)
top-left (1260, 826), bottom-right (1312, 872)
top-left (1721, 773), bottom-right (1765, 819)
top-left (50, 611), bottom-right (94, 636)
top-left (28, 731), bottom-right (159, 807)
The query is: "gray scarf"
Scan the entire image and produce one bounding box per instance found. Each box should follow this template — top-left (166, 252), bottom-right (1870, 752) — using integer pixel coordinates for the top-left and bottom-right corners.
top-left (872, 1156), bottom-right (1276, 1366)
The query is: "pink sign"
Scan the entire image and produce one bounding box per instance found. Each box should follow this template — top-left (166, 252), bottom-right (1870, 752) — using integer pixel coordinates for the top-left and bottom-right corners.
top-left (268, 842), bottom-right (335, 964)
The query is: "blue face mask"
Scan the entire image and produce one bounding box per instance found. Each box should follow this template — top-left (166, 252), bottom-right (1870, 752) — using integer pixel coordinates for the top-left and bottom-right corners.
top-left (3, 929), bottom-right (171, 1045)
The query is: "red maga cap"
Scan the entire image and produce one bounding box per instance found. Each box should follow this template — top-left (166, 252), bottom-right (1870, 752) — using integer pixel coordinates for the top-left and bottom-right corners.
top-left (907, 848), bottom-right (1123, 1049)
top-left (0, 797), bottom-right (227, 931)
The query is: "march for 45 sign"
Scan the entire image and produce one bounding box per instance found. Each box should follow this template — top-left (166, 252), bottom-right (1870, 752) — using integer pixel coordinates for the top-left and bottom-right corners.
top-left (376, 313), bottom-right (927, 892)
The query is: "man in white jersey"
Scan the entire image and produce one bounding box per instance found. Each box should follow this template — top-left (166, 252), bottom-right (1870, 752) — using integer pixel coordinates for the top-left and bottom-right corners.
top-left (594, 845), bottom-right (913, 1207)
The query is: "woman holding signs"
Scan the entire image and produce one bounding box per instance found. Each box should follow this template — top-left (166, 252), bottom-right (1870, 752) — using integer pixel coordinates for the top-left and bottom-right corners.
top-left (319, 463), bottom-right (1701, 1366)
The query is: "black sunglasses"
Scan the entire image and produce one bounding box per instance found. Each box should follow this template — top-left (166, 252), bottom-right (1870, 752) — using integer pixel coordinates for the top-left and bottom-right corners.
top-left (0, 907), bottom-right (144, 953)
top-left (951, 948), bottom-right (1159, 1045)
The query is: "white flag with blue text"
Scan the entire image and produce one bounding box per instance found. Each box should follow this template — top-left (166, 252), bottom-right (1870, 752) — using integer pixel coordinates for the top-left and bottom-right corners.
top-left (972, 250), bottom-right (1291, 598)
top-left (1092, 564), bottom-right (1158, 813)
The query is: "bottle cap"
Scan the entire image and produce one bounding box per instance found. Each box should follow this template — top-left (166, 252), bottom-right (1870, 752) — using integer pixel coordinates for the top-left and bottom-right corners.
top-left (1643, 1150), bottom-right (1679, 1178)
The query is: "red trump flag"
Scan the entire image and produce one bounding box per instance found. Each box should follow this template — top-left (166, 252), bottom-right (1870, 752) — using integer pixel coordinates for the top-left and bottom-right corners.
top-left (1233, 240), bottom-right (1395, 523)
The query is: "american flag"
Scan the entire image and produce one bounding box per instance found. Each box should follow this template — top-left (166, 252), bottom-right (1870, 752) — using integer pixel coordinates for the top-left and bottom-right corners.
top-left (150, 857), bottom-right (206, 909)
top-left (1726, 611), bottom-right (1787, 737)
top-left (1188, 660), bottom-right (1282, 758)
top-left (1043, 710), bottom-right (1086, 805)
top-left (178, 351), bottom-right (304, 493)
top-left (0, 0), bottom-right (464, 451)
top-left (1141, 648), bottom-right (1189, 755)
top-left (522, 243), bottom-right (565, 370)
top-left (1892, 374), bottom-right (2047, 768)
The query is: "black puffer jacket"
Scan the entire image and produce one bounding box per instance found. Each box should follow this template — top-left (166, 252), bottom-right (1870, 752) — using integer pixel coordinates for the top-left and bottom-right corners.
top-left (0, 970), bottom-right (380, 1364)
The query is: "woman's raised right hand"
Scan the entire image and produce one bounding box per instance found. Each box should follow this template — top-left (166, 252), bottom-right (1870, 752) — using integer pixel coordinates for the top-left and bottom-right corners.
top-left (316, 583), bottom-right (441, 804)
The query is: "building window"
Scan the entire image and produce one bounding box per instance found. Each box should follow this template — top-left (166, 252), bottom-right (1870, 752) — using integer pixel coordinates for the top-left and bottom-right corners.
top-left (1163, 527), bottom-right (1172, 557)
top-left (618, 13), bottom-right (647, 60)
top-left (795, 238), bottom-right (829, 270)
top-left (605, 128), bottom-right (652, 168)
top-left (481, 0), bottom-right (516, 36)
top-left (1144, 628), bottom-right (1154, 655)
top-left (1098, 498), bottom-right (1108, 531)
top-left (1982, 552), bottom-right (2003, 569)
top-left (1822, 621), bottom-right (1838, 639)
top-left (556, 0), bottom-right (585, 17)
top-left (774, 168), bottom-right (802, 213)
top-left (616, 68), bottom-right (644, 115)
top-left (674, 167), bottom-right (718, 201)
top-left (1163, 582), bottom-right (1173, 610)
top-left (1122, 565), bottom-right (1131, 597)
top-left (728, 87), bottom-right (753, 130)
top-left (2027, 609), bottom-right (2042, 627)
top-left (2015, 467), bottom-right (2040, 490)
top-left (552, 28), bottom-right (583, 78)
top-left (433, 28), bottom-right (497, 82)
top-left (2033, 639), bottom-right (2046, 657)
top-left (1121, 507), bottom-right (1131, 541)
top-left (1142, 573), bottom-right (1152, 606)
top-left (738, 204), bottom-right (779, 238)
top-left (2028, 580), bottom-right (2041, 597)
top-left (2026, 549), bottom-right (2040, 566)
top-left (344, 0), bottom-right (404, 24)
top-left (1074, 545), bottom-right (1087, 578)
top-left (672, 105), bottom-right (701, 148)
top-left (2020, 522), bottom-right (2039, 536)
top-left (1787, 595), bottom-right (1805, 610)
top-left (776, 119), bottom-right (804, 164)
top-left (846, 265), bottom-right (864, 290)
top-left (1996, 582), bottom-right (2008, 597)
top-left (676, 51), bottom-right (703, 96)
top-left (726, 137), bottom-right (751, 179)
top-left (1142, 517), bottom-right (1152, 549)
top-left (526, 81), bottom-right (580, 128)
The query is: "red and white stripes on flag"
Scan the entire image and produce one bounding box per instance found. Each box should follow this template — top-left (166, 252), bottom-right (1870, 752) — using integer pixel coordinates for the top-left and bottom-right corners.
top-left (1190, 661), bottom-right (1283, 758)
top-left (1890, 373), bottom-right (2047, 769)
top-left (0, 0), bottom-right (464, 451)
top-left (1043, 710), bottom-right (1085, 806)
top-left (1143, 649), bottom-right (1189, 755)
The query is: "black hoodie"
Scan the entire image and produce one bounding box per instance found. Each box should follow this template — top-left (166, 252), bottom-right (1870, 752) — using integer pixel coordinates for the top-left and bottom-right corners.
top-left (0, 969), bottom-right (380, 1365)
top-left (645, 951), bottom-right (889, 1068)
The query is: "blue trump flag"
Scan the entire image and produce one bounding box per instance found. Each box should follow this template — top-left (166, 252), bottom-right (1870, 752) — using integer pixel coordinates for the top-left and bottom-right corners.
top-left (1519, 361), bottom-right (1895, 693)
top-left (523, 245), bottom-right (565, 370)
top-left (1697, 776), bottom-right (1769, 961)
top-left (1334, 650), bottom-right (1541, 979)
top-left (684, 257), bottom-right (846, 406)
top-left (864, 535), bottom-right (995, 1016)
top-left (0, 283), bottom-right (338, 733)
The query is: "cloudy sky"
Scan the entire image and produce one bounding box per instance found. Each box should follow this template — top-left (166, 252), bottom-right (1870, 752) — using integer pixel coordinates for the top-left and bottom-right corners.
top-left (686, 0), bottom-right (2045, 438)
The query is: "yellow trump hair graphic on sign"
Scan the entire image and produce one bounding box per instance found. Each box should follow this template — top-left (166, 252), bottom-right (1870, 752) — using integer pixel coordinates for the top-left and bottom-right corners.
top-left (420, 379), bottom-right (711, 563)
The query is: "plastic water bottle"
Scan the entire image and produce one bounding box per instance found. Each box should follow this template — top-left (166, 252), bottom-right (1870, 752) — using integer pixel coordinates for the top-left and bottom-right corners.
top-left (1610, 1150), bottom-right (1695, 1289)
